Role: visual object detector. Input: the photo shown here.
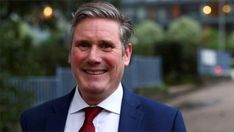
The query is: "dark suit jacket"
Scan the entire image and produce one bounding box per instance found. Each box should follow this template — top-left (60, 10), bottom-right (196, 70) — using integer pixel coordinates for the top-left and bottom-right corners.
top-left (20, 87), bottom-right (186, 132)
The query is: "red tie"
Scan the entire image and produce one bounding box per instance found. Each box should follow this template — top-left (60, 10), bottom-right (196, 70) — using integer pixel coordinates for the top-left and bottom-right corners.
top-left (79, 107), bottom-right (103, 132)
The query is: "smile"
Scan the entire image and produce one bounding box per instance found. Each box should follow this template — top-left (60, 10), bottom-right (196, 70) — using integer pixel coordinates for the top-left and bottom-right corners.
top-left (83, 69), bottom-right (107, 75)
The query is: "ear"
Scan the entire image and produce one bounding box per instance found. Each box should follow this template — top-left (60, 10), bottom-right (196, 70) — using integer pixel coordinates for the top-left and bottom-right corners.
top-left (123, 43), bottom-right (132, 66)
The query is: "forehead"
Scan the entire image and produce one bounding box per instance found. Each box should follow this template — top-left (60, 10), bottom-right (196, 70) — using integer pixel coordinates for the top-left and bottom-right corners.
top-left (73, 18), bottom-right (121, 41)
top-left (76, 18), bottom-right (119, 32)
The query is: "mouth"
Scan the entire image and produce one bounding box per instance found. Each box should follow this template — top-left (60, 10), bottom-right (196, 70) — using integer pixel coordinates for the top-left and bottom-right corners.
top-left (83, 69), bottom-right (108, 75)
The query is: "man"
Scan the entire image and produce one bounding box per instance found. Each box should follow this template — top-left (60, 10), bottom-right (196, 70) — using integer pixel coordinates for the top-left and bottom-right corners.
top-left (20, 1), bottom-right (186, 132)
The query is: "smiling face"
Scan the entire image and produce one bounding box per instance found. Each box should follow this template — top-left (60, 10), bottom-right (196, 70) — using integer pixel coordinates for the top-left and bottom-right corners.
top-left (69, 18), bottom-right (132, 104)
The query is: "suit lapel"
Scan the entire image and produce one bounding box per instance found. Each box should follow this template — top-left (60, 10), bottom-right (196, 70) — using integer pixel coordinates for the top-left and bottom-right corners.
top-left (118, 88), bottom-right (144, 131)
top-left (46, 88), bottom-right (76, 132)
top-left (43, 87), bottom-right (144, 131)
top-left (46, 114), bottom-right (68, 131)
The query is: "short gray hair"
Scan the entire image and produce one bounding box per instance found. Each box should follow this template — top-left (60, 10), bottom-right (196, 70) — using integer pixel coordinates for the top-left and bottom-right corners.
top-left (71, 1), bottom-right (133, 48)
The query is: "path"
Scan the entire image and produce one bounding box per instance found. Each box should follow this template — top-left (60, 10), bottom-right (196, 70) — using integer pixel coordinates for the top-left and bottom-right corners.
top-left (167, 80), bottom-right (234, 132)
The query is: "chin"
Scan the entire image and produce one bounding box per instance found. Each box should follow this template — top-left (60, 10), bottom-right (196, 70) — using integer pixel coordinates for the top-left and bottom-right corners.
top-left (84, 87), bottom-right (106, 95)
top-left (83, 84), bottom-right (105, 91)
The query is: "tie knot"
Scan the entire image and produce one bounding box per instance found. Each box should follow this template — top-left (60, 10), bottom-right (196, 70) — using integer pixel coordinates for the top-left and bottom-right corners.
top-left (79, 107), bottom-right (103, 132)
top-left (83, 107), bottom-right (103, 122)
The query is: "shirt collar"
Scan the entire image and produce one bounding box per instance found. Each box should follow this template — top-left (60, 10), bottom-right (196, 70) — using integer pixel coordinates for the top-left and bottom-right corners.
top-left (98, 84), bottom-right (123, 114)
top-left (69, 84), bottom-right (123, 115)
top-left (69, 86), bottom-right (89, 114)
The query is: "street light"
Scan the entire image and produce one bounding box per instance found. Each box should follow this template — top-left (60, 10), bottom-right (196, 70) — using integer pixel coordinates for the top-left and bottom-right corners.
top-left (43, 6), bottom-right (53, 18)
top-left (203, 5), bottom-right (212, 15)
top-left (222, 4), bottom-right (232, 14)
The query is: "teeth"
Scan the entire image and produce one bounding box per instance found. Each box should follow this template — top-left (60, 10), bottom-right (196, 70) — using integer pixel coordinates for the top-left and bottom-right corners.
top-left (85, 70), bottom-right (105, 75)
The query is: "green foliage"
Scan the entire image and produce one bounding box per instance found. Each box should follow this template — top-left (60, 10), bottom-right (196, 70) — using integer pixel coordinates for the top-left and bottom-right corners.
top-left (133, 20), bottom-right (164, 56)
top-left (0, 15), bottom-right (69, 76)
top-left (227, 32), bottom-right (234, 51)
top-left (131, 17), bottom-right (202, 85)
top-left (34, 42), bottom-right (69, 75)
top-left (134, 20), bottom-right (164, 45)
top-left (133, 44), bottom-right (155, 56)
top-left (201, 27), bottom-right (219, 49)
top-left (0, 75), bottom-right (35, 132)
top-left (0, 10), bottom-right (68, 132)
top-left (155, 41), bottom-right (197, 85)
top-left (0, 19), bottom-right (42, 76)
top-left (167, 16), bottom-right (201, 45)
top-left (156, 16), bottom-right (201, 85)
top-left (135, 83), bottom-right (169, 100)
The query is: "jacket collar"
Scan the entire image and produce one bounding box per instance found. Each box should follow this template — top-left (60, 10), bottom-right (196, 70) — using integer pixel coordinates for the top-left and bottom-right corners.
top-left (118, 88), bottom-right (144, 131)
top-left (46, 88), bottom-right (76, 131)
top-left (44, 87), bottom-right (144, 131)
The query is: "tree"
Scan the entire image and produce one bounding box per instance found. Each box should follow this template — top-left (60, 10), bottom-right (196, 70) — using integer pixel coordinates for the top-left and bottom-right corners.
top-left (133, 20), bottom-right (164, 56)
top-left (34, 40), bottom-right (69, 76)
top-left (167, 16), bottom-right (201, 45)
top-left (227, 32), bottom-right (234, 52)
top-left (158, 16), bottom-right (202, 84)
top-left (201, 27), bottom-right (219, 49)
top-left (0, 17), bottom-right (43, 76)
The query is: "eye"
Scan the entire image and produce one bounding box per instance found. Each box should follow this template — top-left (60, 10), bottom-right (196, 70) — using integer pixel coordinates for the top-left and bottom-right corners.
top-left (75, 41), bottom-right (90, 51)
top-left (99, 42), bottom-right (114, 52)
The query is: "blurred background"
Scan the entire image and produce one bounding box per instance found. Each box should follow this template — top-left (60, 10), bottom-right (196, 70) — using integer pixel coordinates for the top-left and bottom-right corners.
top-left (0, 0), bottom-right (234, 131)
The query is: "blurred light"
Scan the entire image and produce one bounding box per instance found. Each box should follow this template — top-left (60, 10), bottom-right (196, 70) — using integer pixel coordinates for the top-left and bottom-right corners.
top-left (43, 6), bottom-right (53, 18)
top-left (203, 5), bottom-right (212, 15)
top-left (214, 65), bottom-right (223, 76)
top-left (223, 4), bottom-right (232, 14)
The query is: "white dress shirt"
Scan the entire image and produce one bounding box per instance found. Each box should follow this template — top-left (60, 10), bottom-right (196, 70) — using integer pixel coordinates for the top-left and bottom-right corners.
top-left (64, 84), bottom-right (123, 132)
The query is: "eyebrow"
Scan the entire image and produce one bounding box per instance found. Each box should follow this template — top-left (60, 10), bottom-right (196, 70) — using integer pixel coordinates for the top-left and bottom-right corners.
top-left (98, 40), bottom-right (114, 45)
top-left (74, 39), bottom-right (114, 45)
top-left (74, 40), bottom-right (91, 44)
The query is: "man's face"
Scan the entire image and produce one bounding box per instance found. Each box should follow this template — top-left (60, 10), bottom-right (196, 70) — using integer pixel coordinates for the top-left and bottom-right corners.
top-left (69, 18), bottom-right (132, 103)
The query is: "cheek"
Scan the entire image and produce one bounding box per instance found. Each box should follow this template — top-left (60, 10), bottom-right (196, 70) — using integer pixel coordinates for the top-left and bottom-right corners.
top-left (71, 50), bottom-right (84, 64)
top-left (106, 54), bottom-right (125, 69)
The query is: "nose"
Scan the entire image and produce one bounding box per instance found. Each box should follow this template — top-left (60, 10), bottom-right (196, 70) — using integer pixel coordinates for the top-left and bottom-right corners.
top-left (87, 46), bottom-right (101, 64)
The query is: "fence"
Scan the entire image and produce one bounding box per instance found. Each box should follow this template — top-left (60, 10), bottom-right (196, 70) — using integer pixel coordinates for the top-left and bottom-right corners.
top-left (9, 77), bottom-right (58, 104)
top-left (122, 56), bottom-right (162, 90)
top-left (10, 56), bottom-right (162, 105)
